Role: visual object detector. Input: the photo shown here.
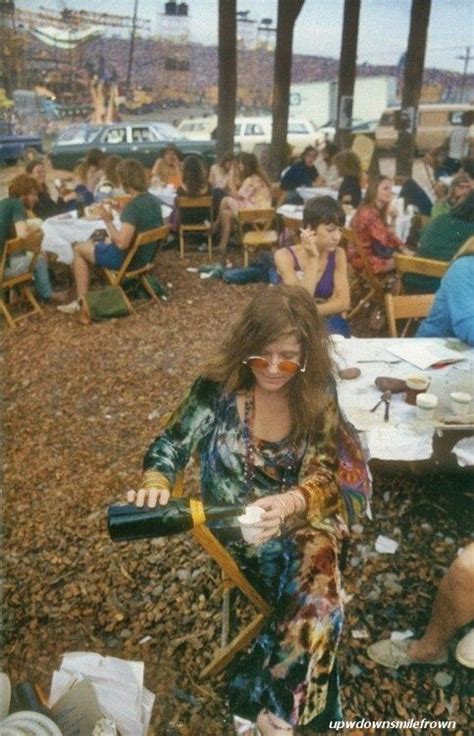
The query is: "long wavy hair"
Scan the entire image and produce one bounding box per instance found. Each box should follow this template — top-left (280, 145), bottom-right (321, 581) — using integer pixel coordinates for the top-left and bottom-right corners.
top-left (238, 152), bottom-right (271, 190)
top-left (360, 174), bottom-right (392, 223)
top-left (203, 285), bottom-right (334, 443)
top-left (182, 154), bottom-right (208, 196)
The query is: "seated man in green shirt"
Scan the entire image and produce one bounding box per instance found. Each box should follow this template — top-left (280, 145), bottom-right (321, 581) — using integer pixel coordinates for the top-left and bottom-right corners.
top-left (403, 191), bottom-right (474, 294)
top-left (59, 159), bottom-right (163, 323)
top-left (1, 175), bottom-right (65, 303)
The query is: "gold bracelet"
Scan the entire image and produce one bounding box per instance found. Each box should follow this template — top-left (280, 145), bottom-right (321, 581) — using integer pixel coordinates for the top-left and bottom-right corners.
top-left (141, 469), bottom-right (170, 491)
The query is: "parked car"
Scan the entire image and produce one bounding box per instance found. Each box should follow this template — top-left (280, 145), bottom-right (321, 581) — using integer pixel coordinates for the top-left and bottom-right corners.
top-left (316, 117), bottom-right (368, 142)
top-left (375, 103), bottom-right (474, 154)
top-left (49, 122), bottom-right (217, 170)
top-left (177, 114), bottom-right (323, 156)
top-left (0, 122), bottom-right (42, 165)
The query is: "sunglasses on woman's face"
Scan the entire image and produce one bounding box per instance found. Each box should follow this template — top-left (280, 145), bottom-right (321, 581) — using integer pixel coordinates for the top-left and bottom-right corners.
top-left (243, 355), bottom-right (306, 375)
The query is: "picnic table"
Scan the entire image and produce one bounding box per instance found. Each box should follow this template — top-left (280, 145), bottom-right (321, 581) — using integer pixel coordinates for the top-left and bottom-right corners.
top-left (333, 336), bottom-right (474, 466)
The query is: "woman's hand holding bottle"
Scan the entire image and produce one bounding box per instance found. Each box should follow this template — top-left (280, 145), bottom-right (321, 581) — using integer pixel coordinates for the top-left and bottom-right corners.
top-left (127, 470), bottom-right (171, 508)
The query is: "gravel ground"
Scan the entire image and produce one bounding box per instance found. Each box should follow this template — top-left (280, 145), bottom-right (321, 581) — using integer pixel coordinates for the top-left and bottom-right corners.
top-left (2, 240), bottom-right (473, 734)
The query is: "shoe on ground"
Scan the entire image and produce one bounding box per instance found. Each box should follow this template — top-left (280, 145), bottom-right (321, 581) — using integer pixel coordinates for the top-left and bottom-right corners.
top-left (455, 629), bottom-right (474, 668)
top-left (233, 714), bottom-right (259, 735)
top-left (367, 639), bottom-right (448, 669)
top-left (57, 299), bottom-right (80, 314)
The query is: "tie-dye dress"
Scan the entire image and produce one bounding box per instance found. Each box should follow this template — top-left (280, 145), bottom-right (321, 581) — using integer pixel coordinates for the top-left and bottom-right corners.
top-left (143, 377), bottom-right (371, 729)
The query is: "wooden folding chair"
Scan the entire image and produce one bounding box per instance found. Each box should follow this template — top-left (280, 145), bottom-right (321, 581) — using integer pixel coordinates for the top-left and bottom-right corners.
top-left (394, 252), bottom-right (449, 289)
top-left (0, 232), bottom-right (43, 329)
top-left (102, 225), bottom-right (170, 314)
top-left (385, 292), bottom-right (435, 337)
top-left (341, 228), bottom-right (387, 320)
top-left (237, 208), bottom-right (278, 267)
top-left (170, 467), bottom-right (271, 679)
top-left (176, 196), bottom-right (213, 260)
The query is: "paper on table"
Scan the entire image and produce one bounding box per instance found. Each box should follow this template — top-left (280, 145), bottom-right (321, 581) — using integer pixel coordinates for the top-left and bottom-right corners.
top-left (386, 342), bottom-right (465, 370)
top-left (365, 425), bottom-right (434, 461)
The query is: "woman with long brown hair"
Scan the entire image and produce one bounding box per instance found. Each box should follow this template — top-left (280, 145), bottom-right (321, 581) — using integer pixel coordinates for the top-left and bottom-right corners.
top-left (129, 285), bottom-right (371, 735)
top-left (215, 152), bottom-right (272, 256)
top-left (350, 174), bottom-right (406, 274)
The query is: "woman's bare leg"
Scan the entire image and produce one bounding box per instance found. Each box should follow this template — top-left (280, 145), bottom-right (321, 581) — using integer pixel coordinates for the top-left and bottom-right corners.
top-left (73, 240), bottom-right (96, 298)
top-left (256, 709), bottom-right (294, 735)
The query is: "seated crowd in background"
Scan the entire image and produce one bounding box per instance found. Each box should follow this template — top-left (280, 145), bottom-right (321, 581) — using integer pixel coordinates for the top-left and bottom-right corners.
top-left (59, 159), bottom-right (163, 323)
top-left (0, 174), bottom-right (66, 303)
top-left (151, 145), bottom-right (183, 188)
top-left (280, 145), bottom-right (319, 203)
top-left (214, 152), bottom-right (272, 255)
top-left (403, 191), bottom-right (474, 294)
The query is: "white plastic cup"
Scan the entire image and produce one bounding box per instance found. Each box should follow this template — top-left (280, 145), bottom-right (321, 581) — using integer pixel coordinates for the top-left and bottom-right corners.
top-left (238, 506), bottom-right (265, 544)
top-left (450, 392), bottom-right (472, 416)
top-left (416, 392), bottom-right (438, 421)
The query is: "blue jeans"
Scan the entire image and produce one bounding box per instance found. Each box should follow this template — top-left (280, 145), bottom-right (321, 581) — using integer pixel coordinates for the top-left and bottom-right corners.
top-left (6, 253), bottom-right (53, 300)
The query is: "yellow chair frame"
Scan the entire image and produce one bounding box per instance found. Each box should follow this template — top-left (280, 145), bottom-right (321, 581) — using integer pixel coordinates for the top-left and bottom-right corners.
top-left (0, 232), bottom-right (43, 329)
top-left (237, 208), bottom-right (278, 267)
top-left (385, 292), bottom-right (435, 337)
top-left (102, 225), bottom-right (170, 314)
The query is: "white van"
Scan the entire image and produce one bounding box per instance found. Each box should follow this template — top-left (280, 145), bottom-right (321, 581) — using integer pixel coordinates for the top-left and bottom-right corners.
top-left (176, 114), bottom-right (323, 156)
top-left (375, 103), bottom-right (474, 153)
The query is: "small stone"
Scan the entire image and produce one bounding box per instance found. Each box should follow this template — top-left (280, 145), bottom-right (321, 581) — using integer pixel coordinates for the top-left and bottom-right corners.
top-left (177, 568), bottom-right (191, 583)
top-left (119, 628), bottom-right (132, 639)
top-left (350, 556), bottom-right (360, 567)
top-left (351, 524), bottom-right (364, 535)
top-left (434, 672), bottom-right (453, 688)
top-left (348, 664), bottom-right (363, 677)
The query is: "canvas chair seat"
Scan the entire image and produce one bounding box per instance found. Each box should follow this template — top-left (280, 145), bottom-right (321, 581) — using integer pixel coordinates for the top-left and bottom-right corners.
top-left (177, 195), bottom-right (213, 260)
top-left (0, 232), bottom-right (43, 329)
top-left (102, 224), bottom-right (170, 314)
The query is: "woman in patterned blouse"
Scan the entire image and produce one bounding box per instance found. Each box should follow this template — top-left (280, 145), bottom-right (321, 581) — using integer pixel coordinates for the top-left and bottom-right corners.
top-left (128, 286), bottom-right (371, 735)
top-left (350, 175), bottom-right (406, 275)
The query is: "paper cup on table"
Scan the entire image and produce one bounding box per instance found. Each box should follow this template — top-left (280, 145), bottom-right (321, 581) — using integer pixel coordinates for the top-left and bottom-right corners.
top-left (416, 392), bottom-right (438, 421)
top-left (238, 506), bottom-right (265, 544)
top-left (405, 375), bottom-right (430, 405)
top-left (450, 392), bottom-right (472, 415)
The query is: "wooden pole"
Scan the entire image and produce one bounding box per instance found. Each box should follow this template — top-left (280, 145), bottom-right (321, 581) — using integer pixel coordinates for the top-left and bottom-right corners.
top-left (268, 0), bottom-right (305, 181)
top-left (395, 0), bottom-right (432, 177)
top-left (216, 0), bottom-right (237, 160)
top-left (335, 0), bottom-right (361, 150)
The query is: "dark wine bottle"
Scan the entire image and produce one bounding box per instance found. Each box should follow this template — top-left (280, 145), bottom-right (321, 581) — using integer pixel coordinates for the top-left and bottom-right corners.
top-left (107, 498), bottom-right (246, 542)
top-left (10, 682), bottom-right (57, 721)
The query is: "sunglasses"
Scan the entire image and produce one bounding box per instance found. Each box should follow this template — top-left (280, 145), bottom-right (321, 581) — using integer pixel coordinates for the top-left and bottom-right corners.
top-left (243, 355), bottom-right (306, 375)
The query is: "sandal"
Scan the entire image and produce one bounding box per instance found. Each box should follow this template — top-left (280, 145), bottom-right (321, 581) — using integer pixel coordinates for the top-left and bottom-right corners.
top-left (367, 639), bottom-right (448, 669)
top-left (233, 715), bottom-right (260, 735)
top-left (455, 629), bottom-right (474, 668)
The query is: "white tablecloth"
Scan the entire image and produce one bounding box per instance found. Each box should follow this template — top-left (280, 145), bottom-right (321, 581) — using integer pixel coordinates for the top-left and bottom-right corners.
top-left (148, 187), bottom-right (177, 207)
top-left (296, 186), bottom-right (338, 202)
top-left (333, 337), bottom-right (474, 463)
top-left (41, 202), bottom-right (173, 265)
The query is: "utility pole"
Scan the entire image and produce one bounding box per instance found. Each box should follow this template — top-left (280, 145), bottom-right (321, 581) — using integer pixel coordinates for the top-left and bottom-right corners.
top-left (126, 0), bottom-right (139, 96)
top-left (457, 46), bottom-right (472, 102)
top-left (395, 0), bottom-right (432, 178)
top-left (335, 0), bottom-right (361, 150)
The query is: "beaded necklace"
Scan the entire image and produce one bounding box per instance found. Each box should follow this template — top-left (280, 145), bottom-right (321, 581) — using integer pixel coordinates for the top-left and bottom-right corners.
top-left (243, 390), bottom-right (298, 495)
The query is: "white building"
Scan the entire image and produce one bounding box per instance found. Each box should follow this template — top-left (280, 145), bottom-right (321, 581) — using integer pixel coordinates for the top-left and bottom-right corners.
top-left (290, 75), bottom-right (398, 128)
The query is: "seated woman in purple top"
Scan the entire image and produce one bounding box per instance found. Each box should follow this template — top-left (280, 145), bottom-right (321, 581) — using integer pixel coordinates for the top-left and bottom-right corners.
top-left (274, 196), bottom-right (351, 336)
